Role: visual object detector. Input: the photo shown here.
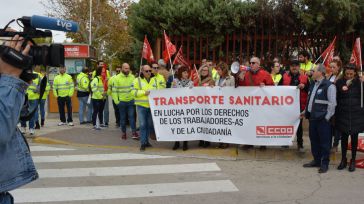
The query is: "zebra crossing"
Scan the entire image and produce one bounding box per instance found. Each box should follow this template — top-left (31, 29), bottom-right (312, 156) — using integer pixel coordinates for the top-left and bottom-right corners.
top-left (11, 144), bottom-right (239, 203)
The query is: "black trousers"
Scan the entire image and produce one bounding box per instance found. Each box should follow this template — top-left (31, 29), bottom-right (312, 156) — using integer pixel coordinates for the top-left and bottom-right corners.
top-left (297, 119), bottom-right (303, 147)
top-left (57, 96), bottom-right (73, 123)
top-left (92, 99), bottom-right (105, 126)
top-left (341, 133), bottom-right (359, 160)
top-left (112, 101), bottom-right (120, 125)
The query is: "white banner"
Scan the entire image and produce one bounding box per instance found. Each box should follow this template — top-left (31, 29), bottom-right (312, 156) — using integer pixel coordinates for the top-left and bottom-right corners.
top-left (149, 86), bottom-right (301, 146)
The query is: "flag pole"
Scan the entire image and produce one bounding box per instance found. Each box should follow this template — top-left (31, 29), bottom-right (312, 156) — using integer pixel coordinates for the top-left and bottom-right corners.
top-left (138, 35), bottom-right (146, 88)
top-left (164, 30), bottom-right (175, 81)
top-left (359, 38), bottom-right (363, 108)
top-left (314, 55), bottom-right (322, 65)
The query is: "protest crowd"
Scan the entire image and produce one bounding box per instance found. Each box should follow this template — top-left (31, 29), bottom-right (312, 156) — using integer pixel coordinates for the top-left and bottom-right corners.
top-left (20, 34), bottom-right (364, 174)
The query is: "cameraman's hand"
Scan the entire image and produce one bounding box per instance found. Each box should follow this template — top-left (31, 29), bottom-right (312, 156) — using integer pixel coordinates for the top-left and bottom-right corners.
top-left (0, 35), bottom-right (31, 78)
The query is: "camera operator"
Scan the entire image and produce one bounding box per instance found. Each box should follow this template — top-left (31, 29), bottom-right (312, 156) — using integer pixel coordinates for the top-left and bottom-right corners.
top-left (0, 35), bottom-right (38, 203)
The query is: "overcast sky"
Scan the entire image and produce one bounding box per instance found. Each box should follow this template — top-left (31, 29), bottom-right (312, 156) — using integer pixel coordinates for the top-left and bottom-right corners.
top-left (0, 0), bottom-right (67, 42)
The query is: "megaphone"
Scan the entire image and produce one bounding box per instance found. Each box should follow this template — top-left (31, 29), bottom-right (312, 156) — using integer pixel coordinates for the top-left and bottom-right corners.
top-left (230, 61), bottom-right (240, 74)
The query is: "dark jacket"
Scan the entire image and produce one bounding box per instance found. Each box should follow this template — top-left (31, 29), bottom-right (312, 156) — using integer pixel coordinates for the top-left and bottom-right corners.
top-left (335, 78), bottom-right (364, 134)
top-left (305, 79), bottom-right (333, 120)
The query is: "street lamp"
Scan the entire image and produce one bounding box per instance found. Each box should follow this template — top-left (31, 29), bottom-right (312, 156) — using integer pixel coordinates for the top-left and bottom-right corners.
top-left (89, 0), bottom-right (92, 45)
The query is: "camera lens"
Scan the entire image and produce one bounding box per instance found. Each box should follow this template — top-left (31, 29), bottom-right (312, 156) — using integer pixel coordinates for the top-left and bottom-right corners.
top-left (29, 44), bottom-right (64, 67)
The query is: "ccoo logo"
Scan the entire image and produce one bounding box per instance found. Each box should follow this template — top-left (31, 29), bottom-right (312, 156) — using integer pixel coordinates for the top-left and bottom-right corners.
top-left (256, 126), bottom-right (294, 135)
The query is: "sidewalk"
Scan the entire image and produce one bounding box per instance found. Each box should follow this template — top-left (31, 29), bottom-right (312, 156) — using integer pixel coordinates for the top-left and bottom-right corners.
top-left (29, 118), bottom-right (346, 163)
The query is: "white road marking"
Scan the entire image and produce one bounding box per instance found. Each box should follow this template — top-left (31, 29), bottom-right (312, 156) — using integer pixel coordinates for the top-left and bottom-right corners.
top-left (32, 153), bottom-right (175, 163)
top-left (38, 163), bottom-right (221, 178)
top-left (12, 180), bottom-right (238, 203)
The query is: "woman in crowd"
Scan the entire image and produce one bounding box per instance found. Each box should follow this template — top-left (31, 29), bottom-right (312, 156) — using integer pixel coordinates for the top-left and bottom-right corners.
top-left (327, 59), bottom-right (342, 83)
top-left (335, 64), bottom-right (364, 172)
top-left (269, 61), bottom-right (283, 86)
top-left (90, 67), bottom-right (106, 130)
top-left (196, 64), bottom-right (215, 148)
top-left (172, 65), bottom-right (194, 151)
top-left (327, 59), bottom-right (343, 151)
top-left (215, 62), bottom-right (235, 148)
top-left (198, 64), bottom-right (215, 87)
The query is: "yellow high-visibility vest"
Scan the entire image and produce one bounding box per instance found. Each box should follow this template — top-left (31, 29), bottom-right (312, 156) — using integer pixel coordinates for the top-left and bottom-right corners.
top-left (27, 72), bottom-right (41, 100)
top-left (53, 73), bottom-right (74, 98)
top-left (111, 73), bottom-right (135, 104)
top-left (131, 77), bottom-right (158, 108)
top-left (91, 76), bottom-right (105, 100)
top-left (76, 72), bottom-right (90, 93)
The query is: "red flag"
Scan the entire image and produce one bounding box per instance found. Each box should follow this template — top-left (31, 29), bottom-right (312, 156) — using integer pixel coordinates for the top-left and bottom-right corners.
top-left (101, 64), bottom-right (108, 91)
top-left (190, 64), bottom-right (200, 86)
top-left (142, 36), bottom-right (155, 63)
top-left (173, 46), bottom-right (189, 67)
top-left (320, 36), bottom-right (336, 68)
top-left (162, 31), bottom-right (176, 63)
top-left (350, 38), bottom-right (362, 70)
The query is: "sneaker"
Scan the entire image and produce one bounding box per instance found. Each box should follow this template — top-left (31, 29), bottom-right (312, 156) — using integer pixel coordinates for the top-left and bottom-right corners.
top-left (92, 126), bottom-right (101, 130)
top-left (68, 122), bottom-right (74, 126)
top-left (19, 127), bottom-right (26, 134)
top-left (100, 124), bottom-right (108, 128)
top-left (132, 132), bottom-right (139, 140)
top-left (41, 119), bottom-right (45, 127)
top-left (140, 145), bottom-right (146, 152)
top-left (121, 133), bottom-right (127, 140)
top-left (58, 122), bottom-right (66, 126)
top-left (29, 128), bottom-right (35, 135)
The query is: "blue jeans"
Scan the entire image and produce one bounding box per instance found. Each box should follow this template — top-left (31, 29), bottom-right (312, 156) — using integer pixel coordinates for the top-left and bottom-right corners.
top-left (309, 119), bottom-right (332, 167)
top-left (20, 100), bottom-right (38, 129)
top-left (78, 96), bottom-right (92, 123)
top-left (103, 97), bottom-right (109, 124)
top-left (118, 100), bottom-right (136, 133)
top-left (38, 99), bottom-right (46, 121)
top-left (0, 192), bottom-right (13, 204)
top-left (137, 106), bottom-right (154, 145)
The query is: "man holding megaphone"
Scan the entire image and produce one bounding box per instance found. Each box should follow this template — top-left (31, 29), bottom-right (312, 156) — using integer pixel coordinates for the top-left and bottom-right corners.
top-left (235, 57), bottom-right (274, 150)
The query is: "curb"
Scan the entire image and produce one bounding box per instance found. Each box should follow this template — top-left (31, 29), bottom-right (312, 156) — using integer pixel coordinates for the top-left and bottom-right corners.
top-left (31, 136), bottom-right (238, 160)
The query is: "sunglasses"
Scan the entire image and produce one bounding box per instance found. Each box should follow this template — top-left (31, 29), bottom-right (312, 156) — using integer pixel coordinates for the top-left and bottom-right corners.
top-left (144, 70), bottom-right (152, 73)
top-left (152, 66), bottom-right (159, 69)
top-left (250, 62), bottom-right (257, 65)
top-left (116, 70), bottom-right (121, 73)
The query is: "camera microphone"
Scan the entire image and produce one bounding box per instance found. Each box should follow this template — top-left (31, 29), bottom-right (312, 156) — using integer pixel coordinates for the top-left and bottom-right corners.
top-left (30, 15), bottom-right (79, 33)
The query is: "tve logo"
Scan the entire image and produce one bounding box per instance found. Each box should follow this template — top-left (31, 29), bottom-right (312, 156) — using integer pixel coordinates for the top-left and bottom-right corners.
top-left (256, 126), bottom-right (294, 135)
top-left (57, 20), bottom-right (73, 31)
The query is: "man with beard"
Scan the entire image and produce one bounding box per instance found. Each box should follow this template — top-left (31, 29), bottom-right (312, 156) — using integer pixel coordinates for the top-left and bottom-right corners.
top-left (112, 63), bottom-right (138, 140)
top-left (280, 60), bottom-right (309, 152)
top-left (298, 50), bottom-right (314, 75)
